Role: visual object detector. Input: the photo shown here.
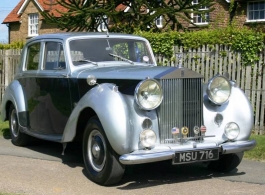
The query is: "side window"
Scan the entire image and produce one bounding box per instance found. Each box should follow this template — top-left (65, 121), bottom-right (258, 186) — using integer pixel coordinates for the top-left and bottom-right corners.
top-left (44, 42), bottom-right (66, 70)
top-left (25, 42), bottom-right (41, 71)
top-left (134, 42), bottom-right (149, 62)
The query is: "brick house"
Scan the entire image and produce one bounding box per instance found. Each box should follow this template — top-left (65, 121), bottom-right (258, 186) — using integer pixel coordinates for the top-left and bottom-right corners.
top-left (2, 0), bottom-right (264, 43)
top-left (2, 0), bottom-right (66, 43)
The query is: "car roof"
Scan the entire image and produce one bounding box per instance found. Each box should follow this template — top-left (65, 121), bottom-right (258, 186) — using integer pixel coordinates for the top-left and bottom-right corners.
top-left (27, 32), bottom-right (146, 43)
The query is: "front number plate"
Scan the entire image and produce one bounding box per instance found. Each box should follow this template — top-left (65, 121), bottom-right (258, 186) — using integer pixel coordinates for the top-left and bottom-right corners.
top-left (173, 148), bottom-right (219, 164)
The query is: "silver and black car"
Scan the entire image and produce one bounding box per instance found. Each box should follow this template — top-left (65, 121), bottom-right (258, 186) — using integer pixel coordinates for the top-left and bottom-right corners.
top-left (1, 32), bottom-right (256, 185)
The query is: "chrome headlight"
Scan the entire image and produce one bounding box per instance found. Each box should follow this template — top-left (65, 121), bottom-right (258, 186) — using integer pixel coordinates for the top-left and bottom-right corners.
top-left (207, 75), bottom-right (231, 105)
top-left (224, 122), bottom-right (240, 140)
top-left (135, 79), bottom-right (163, 110)
top-left (140, 129), bottom-right (157, 147)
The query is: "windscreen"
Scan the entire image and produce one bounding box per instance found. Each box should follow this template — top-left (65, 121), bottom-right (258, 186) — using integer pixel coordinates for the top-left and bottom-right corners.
top-left (69, 38), bottom-right (153, 65)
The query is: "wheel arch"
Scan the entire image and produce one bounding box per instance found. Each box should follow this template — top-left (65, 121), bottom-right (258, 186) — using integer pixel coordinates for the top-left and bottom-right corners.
top-left (73, 107), bottom-right (97, 142)
top-left (1, 80), bottom-right (27, 123)
top-left (3, 100), bottom-right (13, 121)
top-left (62, 83), bottom-right (131, 155)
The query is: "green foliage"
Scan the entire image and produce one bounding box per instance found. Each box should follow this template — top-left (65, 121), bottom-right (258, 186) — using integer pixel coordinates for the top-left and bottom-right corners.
top-left (135, 26), bottom-right (264, 66)
top-left (42, 0), bottom-right (214, 33)
top-left (0, 41), bottom-right (24, 49)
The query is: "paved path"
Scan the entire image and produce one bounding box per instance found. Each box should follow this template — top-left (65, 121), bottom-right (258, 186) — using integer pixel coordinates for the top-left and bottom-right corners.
top-left (0, 137), bottom-right (265, 195)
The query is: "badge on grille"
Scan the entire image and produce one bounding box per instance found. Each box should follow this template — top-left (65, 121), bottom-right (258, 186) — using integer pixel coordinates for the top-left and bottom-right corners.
top-left (193, 126), bottom-right (200, 135)
top-left (171, 127), bottom-right (180, 135)
top-left (181, 126), bottom-right (189, 138)
top-left (200, 125), bottom-right (207, 136)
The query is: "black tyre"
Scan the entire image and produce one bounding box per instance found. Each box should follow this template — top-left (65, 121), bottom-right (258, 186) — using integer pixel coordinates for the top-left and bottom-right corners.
top-left (208, 152), bottom-right (244, 172)
top-left (9, 104), bottom-right (30, 146)
top-left (82, 118), bottom-right (125, 185)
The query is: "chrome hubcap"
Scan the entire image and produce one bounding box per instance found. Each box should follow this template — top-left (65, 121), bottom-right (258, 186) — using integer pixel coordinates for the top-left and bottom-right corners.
top-left (87, 130), bottom-right (106, 172)
top-left (10, 109), bottom-right (19, 137)
top-left (92, 143), bottom-right (100, 158)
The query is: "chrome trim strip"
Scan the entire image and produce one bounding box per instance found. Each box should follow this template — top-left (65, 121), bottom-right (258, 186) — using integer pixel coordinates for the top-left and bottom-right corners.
top-left (119, 140), bottom-right (257, 165)
top-left (120, 151), bottom-right (174, 165)
top-left (221, 140), bottom-right (257, 154)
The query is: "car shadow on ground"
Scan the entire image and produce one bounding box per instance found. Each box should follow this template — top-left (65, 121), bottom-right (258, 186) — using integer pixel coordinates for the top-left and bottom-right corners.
top-left (1, 128), bottom-right (11, 139)
top-left (2, 134), bottom-right (245, 188)
top-left (116, 161), bottom-right (245, 189)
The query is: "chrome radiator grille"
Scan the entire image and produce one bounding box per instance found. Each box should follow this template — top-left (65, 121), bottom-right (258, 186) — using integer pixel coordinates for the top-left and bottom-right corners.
top-left (157, 78), bottom-right (203, 144)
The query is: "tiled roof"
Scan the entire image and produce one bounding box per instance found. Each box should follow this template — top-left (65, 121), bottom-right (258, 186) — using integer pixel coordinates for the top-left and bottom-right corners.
top-left (115, 4), bottom-right (127, 11)
top-left (2, 0), bottom-right (68, 24)
top-left (2, 0), bottom-right (24, 23)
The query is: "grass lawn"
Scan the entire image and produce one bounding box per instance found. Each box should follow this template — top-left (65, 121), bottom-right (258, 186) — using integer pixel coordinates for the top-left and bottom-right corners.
top-left (0, 116), bottom-right (10, 138)
top-left (244, 134), bottom-right (265, 162)
top-left (0, 116), bottom-right (264, 161)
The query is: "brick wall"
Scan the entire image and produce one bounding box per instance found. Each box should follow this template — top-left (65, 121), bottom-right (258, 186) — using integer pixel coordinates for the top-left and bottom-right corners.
top-left (9, 1), bottom-right (64, 43)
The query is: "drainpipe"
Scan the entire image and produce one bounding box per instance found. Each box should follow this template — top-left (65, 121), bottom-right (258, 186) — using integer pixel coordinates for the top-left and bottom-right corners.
top-left (6, 23), bottom-right (10, 44)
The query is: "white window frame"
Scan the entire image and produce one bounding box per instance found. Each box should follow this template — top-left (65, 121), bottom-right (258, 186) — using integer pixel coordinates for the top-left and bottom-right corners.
top-left (191, 0), bottom-right (209, 25)
top-left (155, 15), bottom-right (163, 28)
top-left (148, 9), bottom-right (163, 28)
top-left (97, 15), bottom-right (108, 32)
top-left (28, 13), bottom-right (39, 37)
top-left (247, 1), bottom-right (265, 22)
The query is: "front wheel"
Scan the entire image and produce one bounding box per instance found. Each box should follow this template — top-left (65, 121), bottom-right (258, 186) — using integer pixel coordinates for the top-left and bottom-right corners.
top-left (208, 152), bottom-right (244, 172)
top-left (9, 105), bottom-right (30, 146)
top-left (82, 118), bottom-right (125, 185)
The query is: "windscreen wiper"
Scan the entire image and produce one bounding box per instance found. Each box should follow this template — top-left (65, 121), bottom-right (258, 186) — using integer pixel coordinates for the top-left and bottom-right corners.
top-left (109, 53), bottom-right (134, 65)
top-left (72, 59), bottom-right (98, 65)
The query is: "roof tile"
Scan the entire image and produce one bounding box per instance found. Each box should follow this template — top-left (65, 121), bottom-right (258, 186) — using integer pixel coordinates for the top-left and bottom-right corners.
top-left (2, 0), bottom-right (68, 24)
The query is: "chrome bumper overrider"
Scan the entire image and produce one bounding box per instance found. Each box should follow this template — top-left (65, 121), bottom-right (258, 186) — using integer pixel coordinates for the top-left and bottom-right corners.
top-left (119, 140), bottom-right (256, 165)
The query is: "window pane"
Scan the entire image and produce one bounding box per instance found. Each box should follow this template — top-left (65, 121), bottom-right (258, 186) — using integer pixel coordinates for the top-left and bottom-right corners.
top-left (260, 11), bottom-right (265, 19)
top-left (26, 43), bottom-right (41, 70)
top-left (249, 3), bottom-right (253, 10)
top-left (249, 11), bottom-right (253, 20)
top-left (44, 42), bottom-right (65, 70)
top-left (259, 2), bottom-right (265, 10)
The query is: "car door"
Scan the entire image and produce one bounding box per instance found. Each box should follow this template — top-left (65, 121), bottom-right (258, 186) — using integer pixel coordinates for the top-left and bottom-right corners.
top-left (21, 40), bottom-right (71, 140)
top-left (35, 41), bottom-right (72, 137)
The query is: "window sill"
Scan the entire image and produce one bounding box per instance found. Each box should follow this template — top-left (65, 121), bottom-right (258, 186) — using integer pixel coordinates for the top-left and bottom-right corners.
top-left (188, 23), bottom-right (209, 28)
top-left (245, 20), bottom-right (265, 24)
top-left (27, 35), bottom-right (38, 39)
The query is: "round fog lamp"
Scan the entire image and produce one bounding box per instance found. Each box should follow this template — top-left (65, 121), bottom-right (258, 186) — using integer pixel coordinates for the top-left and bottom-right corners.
top-left (224, 122), bottom-right (240, 140)
top-left (140, 129), bottom-right (156, 148)
top-left (142, 118), bottom-right (152, 129)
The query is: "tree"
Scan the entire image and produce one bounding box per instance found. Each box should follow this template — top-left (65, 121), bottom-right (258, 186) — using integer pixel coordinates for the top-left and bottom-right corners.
top-left (42, 0), bottom-right (215, 33)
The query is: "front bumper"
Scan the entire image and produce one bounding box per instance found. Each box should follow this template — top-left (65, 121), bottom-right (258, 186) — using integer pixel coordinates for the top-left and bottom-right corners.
top-left (119, 140), bottom-right (256, 165)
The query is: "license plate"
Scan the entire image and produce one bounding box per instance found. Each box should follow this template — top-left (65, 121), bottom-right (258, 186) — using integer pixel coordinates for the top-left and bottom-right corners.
top-left (173, 148), bottom-right (219, 164)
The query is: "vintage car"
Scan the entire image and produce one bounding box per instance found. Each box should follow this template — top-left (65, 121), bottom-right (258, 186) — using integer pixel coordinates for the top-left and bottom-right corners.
top-left (1, 32), bottom-right (256, 185)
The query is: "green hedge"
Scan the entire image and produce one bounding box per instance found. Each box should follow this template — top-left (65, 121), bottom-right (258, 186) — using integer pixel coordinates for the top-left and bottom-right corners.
top-left (135, 26), bottom-right (264, 66)
top-left (0, 41), bottom-right (24, 50)
top-left (2, 27), bottom-right (264, 66)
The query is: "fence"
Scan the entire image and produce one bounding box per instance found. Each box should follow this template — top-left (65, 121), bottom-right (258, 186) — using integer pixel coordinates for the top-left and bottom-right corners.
top-left (0, 50), bottom-right (21, 110)
top-left (0, 47), bottom-right (265, 134)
